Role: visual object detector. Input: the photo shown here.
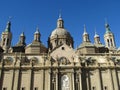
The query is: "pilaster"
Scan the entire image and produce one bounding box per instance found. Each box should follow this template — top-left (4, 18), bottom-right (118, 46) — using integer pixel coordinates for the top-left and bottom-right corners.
top-left (111, 69), bottom-right (119, 90)
top-left (78, 70), bottom-right (82, 90)
top-left (48, 69), bottom-right (51, 90)
top-left (56, 70), bottom-right (58, 90)
top-left (108, 69), bottom-right (114, 90)
top-left (86, 70), bottom-right (90, 90)
top-left (72, 70), bottom-right (75, 90)
top-left (28, 69), bottom-right (32, 90)
top-left (13, 69), bottom-right (20, 90)
top-left (96, 69), bottom-right (102, 90)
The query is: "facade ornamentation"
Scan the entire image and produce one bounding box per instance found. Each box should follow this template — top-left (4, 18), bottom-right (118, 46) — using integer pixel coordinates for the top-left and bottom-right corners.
top-left (0, 16), bottom-right (120, 90)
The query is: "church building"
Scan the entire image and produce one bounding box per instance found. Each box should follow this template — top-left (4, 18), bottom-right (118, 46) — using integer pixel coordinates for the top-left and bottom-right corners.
top-left (0, 15), bottom-right (120, 90)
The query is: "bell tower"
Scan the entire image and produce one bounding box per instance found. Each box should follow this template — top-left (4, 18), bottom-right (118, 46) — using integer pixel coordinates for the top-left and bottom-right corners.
top-left (0, 21), bottom-right (12, 53)
top-left (104, 23), bottom-right (116, 52)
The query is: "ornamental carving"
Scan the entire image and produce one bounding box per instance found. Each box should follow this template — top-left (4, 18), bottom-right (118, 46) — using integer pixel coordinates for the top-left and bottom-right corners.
top-left (80, 57), bottom-right (96, 65)
top-left (59, 57), bottom-right (70, 65)
top-left (30, 57), bottom-right (38, 65)
top-left (114, 58), bottom-right (120, 65)
top-left (4, 57), bottom-right (13, 65)
top-left (21, 57), bottom-right (30, 65)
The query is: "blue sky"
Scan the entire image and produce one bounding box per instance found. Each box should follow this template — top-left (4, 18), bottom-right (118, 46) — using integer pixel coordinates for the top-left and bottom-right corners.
top-left (0, 0), bottom-right (120, 48)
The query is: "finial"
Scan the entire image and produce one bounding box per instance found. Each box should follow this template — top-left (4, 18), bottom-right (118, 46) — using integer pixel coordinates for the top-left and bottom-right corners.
top-left (8, 16), bottom-right (12, 21)
top-left (84, 24), bottom-right (86, 32)
top-left (5, 17), bottom-right (12, 32)
top-left (105, 18), bottom-right (108, 24)
top-left (94, 27), bottom-right (99, 37)
top-left (94, 27), bottom-right (97, 35)
top-left (83, 24), bottom-right (87, 35)
top-left (59, 9), bottom-right (62, 18)
top-left (20, 32), bottom-right (25, 36)
top-left (105, 18), bottom-right (109, 28)
top-left (36, 27), bottom-right (39, 31)
top-left (35, 27), bottom-right (40, 34)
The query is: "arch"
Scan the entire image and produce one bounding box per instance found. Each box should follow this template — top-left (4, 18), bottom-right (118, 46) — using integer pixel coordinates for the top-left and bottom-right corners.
top-left (59, 57), bottom-right (70, 65)
top-left (61, 75), bottom-right (70, 90)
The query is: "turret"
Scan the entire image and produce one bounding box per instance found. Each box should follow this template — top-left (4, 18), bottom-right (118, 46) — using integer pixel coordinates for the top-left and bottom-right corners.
top-left (0, 21), bottom-right (12, 53)
top-left (94, 30), bottom-right (101, 44)
top-left (34, 27), bottom-right (41, 42)
top-left (57, 13), bottom-right (64, 28)
top-left (104, 23), bottom-right (116, 52)
top-left (83, 25), bottom-right (90, 42)
top-left (16, 32), bottom-right (26, 46)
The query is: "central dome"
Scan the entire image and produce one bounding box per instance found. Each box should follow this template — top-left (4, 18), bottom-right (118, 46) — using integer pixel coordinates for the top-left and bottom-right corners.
top-left (48, 15), bottom-right (74, 51)
top-left (50, 28), bottom-right (70, 37)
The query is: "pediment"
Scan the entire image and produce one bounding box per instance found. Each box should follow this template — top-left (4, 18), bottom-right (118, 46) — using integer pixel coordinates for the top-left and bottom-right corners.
top-left (50, 44), bottom-right (75, 62)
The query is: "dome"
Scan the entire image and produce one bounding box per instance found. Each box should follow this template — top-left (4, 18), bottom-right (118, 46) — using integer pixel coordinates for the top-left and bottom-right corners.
top-left (94, 33), bottom-right (99, 38)
top-left (50, 28), bottom-right (71, 37)
top-left (48, 15), bottom-right (74, 50)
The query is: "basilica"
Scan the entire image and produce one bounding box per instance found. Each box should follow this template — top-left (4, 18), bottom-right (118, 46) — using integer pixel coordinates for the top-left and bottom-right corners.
top-left (0, 15), bottom-right (120, 90)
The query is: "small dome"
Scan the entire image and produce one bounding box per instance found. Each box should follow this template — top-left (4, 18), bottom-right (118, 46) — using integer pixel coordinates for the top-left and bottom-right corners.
top-left (94, 33), bottom-right (99, 38)
top-left (34, 27), bottom-right (40, 34)
top-left (50, 28), bottom-right (71, 37)
top-left (83, 31), bottom-right (88, 35)
top-left (20, 32), bottom-right (25, 36)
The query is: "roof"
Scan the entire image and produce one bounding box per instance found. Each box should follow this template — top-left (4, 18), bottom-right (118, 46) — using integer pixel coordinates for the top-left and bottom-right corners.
top-left (50, 28), bottom-right (71, 37)
top-left (78, 42), bottom-right (95, 48)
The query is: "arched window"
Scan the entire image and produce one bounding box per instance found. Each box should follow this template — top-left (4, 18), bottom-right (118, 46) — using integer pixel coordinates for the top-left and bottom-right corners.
top-left (61, 75), bottom-right (70, 90)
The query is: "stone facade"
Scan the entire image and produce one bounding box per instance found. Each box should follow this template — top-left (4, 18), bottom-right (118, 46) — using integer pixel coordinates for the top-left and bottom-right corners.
top-left (0, 16), bottom-right (120, 90)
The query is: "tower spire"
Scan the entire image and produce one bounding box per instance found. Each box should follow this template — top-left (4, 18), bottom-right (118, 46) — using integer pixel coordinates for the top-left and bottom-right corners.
top-left (5, 21), bottom-right (11, 32)
top-left (83, 24), bottom-right (87, 34)
top-left (59, 10), bottom-right (62, 19)
top-left (83, 25), bottom-right (90, 42)
top-left (105, 18), bottom-right (108, 25)
top-left (104, 22), bottom-right (116, 52)
top-left (0, 20), bottom-right (12, 53)
top-left (34, 27), bottom-right (41, 42)
top-left (16, 32), bottom-right (26, 46)
top-left (94, 28), bottom-right (101, 44)
top-left (57, 11), bottom-right (64, 28)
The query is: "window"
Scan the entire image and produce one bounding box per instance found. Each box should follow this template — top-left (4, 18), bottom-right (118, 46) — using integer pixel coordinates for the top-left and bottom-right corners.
top-left (107, 39), bottom-right (110, 47)
top-left (6, 38), bottom-right (9, 45)
top-left (104, 86), bottom-right (107, 90)
top-left (34, 87), bottom-right (38, 90)
top-left (110, 39), bottom-right (113, 46)
top-left (55, 40), bottom-right (58, 45)
top-left (3, 38), bottom-right (6, 45)
top-left (3, 87), bottom-right (7, 90)
top-left (21, 87), bottom-right (25, 90)
top-left (62, 47), bottom-right (65, 50)
top-left (92, 86), bottom-right (96, 90)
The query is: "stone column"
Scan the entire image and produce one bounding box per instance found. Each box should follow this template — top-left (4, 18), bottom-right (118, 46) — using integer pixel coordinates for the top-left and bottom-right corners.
top-left (13, 70), bottom-right (20, 90)
top-left (48, 69), bottom-right (51, 90)
top-left (28, 69), bottom-right (32, 90)
top-left (56, 71), bottom-right (58, 90)
top-left (41, 70), bottom-right (44, 90)
top-left (108, 69), bottom-right (114, 90)
top-left (79, 70), bottom-right (82, 90)
top-left (10, 70), bottom-right (14, 90)
top-left (96, 69), bottom-right (102, 90)
top-left (112, 69), bottom-right (119, 90)
top-left (72, 71), bottom-right (75, 90)
top-left (86, 71), bottom-right (89, 90)
top-left (0, 62), bottom-right (3, 88)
